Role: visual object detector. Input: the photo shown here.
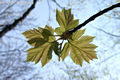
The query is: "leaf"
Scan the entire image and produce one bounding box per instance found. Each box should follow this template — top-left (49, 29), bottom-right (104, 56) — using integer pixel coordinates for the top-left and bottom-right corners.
top-left (72, 29), bottom-right (86, 40)
top-left (42, 29), bottom-right (51, 38)
top-left (23, 8), bottom-right (98, 67)
top-left (61, 42), bottom-right (70, 61)
top-left (55, 27), bottom-right (65, 35)
top-left (22, 28), bottom-right (43, 39)
top-left (23, 25), bottom-right (60, 67)
top-left (53, 41), bottom-right (60, 56)
top-left (45, 25), bottom-right (54, 34)
top-left (27, 38), bottom-right (47, 47)
top-left (70, 45), bottom-right (83, 66)
top-left (56, 9), bottom-right (65, 28)
top-left (26, 43), bottom-right (51, 66)
top-left (55, 8), bottom-right (79, 35)
top-left (41, 43), bottom-right (52, 67)
top-left (61, 29), bottom-right (97, 66)
top-left (66, 19), bottom-right (79, 30)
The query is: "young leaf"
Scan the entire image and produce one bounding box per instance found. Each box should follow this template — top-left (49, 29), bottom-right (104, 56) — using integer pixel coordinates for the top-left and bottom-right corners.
top-left (23, 25), bottom-right (60, 67)
top-left (61, 42), bottom-right (70, 61)
top-left (53, 41), bottom-right (60, 56)
top-left (23, 8), bottom-right (98, 67)
top-left (22, 28), bottom-right (43, 39)
top-left (26, 43), bottom-right (51, 64)
top-left (55, 27), bottom-right (65, 35)
top-left (27, 38), bottom-right (47, 47)
top-left (55, 8), bottom-right (79, 35)
top-left (72, 29), bottom-right (86, 40)
top-left (41, 43), bottom-right (52, 67)
top-left (70, 45), bottom-right (83, 66)
top-left (61, 29), bottom-right (97, 66)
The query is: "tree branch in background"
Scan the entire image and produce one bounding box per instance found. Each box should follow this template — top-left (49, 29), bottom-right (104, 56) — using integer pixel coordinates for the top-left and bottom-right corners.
top-left (0, 1), bottom-right (17, 15)
top-left (99, 52), bottom-right (120, 65)
top-left (69, 3), bottom-right (120, 34)
top-left (47, 0), bottom-right (51, 24)
top-left (52, 0), bottom-right (63, 9)
top-left (0, 0), bottom-right (37, 38)
top-left (93, 27), bottom-right (120, 37)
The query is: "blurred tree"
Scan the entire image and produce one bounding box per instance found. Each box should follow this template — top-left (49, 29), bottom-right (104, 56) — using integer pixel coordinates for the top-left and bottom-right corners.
top-left (0, 0), bottom-right (120, 80)
top-left (0, 0), bottom-right (38, 80)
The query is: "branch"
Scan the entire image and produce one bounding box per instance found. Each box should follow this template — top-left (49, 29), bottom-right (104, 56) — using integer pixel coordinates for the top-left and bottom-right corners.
top-left (99, 52), bottom-right (120, 64)
top-left (0, 1), bottom-right (17, 15)
top-left (0, 0), bottom-right (37, 38)
top-left (52, 0), bottom-right (63, 9)
top-left (93, 27), bottom-right (120, 37)
top-left (47, 0), bottom-right (51, 24)
top-left (69, 3), bottom-right (120, 34)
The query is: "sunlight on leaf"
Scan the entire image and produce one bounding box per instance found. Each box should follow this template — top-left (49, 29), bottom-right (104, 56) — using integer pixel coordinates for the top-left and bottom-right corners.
top-left (61, 29), bottom-right (97, 66)
top-left (55, 8), bottom-right (79, 35)
top-left (61, 43), bottom-right (70, 61)
top-left (22, 28), bottom-right (43, 39)
top-left (23, 8), bottom-right (97, 67)
top-left (23, 25), bottom-right (59, 67)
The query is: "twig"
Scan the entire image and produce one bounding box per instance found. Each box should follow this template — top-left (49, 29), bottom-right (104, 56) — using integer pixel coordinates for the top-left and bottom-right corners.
top-left (47, 0), bottom-right (51, 22)
top-left (93, 27), bottom-right (120, 37)
top-left (99, 52), bottom-right (120, 65)
top-left (69, 3), bottom-right (120, 34)
top-left (52, 0), bottom-right (63, 9)
top-left (0, 1), bottom-right (18, 15)
top-left (0, 0), bottom-right (37, 38)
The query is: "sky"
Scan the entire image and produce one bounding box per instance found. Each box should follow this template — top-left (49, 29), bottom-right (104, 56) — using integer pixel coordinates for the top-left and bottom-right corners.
top-left (1, 0), bottom-right (120, 80)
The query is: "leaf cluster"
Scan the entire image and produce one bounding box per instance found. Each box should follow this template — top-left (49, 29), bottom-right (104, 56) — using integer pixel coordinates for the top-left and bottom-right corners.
top-left (22, 8), bottom-right (97, 67)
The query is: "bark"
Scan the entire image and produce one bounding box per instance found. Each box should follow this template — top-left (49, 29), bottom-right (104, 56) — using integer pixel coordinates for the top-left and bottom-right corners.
top-left (0, 0), bottom-right (37, 38)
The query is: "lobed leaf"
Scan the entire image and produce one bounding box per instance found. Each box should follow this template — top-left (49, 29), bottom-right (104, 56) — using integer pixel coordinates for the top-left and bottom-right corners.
top-left (55, 27), bottom-right (65, 35)
top-left (70, 45), bottom-right (83, 66)
top-left (22, 28), bottom-right (43, 39)
top-left (72, 29), bottom-right (86, 40)
top-left (23, 8), bottom-right (98, 67)
top-left (27, 38), bottom-right (47, 47)
top-left (61, 43), bottom-right (70, 61)
top-left (23, 25), bottom-right (60, 67)
top-left (61, 29), bottom-right (97, 66)
top-left (55, 8), bottom-right (79, 35)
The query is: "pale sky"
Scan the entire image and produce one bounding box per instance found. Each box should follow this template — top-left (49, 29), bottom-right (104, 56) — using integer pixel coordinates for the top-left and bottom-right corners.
top-left (1, 0), bottom-right (120, 80)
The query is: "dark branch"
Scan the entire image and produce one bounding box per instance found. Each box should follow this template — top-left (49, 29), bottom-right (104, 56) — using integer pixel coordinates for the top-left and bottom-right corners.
top-left (0, 0), bottom-right (37, 38)
top-left (69, 3), bottom-right (120, 34)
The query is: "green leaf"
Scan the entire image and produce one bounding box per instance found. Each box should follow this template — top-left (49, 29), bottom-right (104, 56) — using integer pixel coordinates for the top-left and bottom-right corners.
top-left (70, 45), bottom-right (83, 66)
top-left (41, 43), bottom-right (52, 67)
top-left (22, 28), bottom-right (43, 39)
top-left (72, 29), bottom-right (86, 40)
top-left (27, 38), bottom-right (47, 47)
top-left (26, 43), bottom-right (51, 66)
top-left (61, 29), bottom-right (97, 66)
top-left (53, 41), bottom-right (60, 56)
top-left (56, 9), bottom-right (65, 28)
top-left (55, 27), bottom-right (65, 35)
top-left (66, 19), bottom-right (79, 31)
top-left (42, 29), bottom-right (51, 38)
top-left (61, 42), bottom-right (70, 61)
top-left (45, 25), bottom-right (54, 34)
top-left (55, 8), bottom-right (79, 35)
top-left (70, 29), bottom-right (97, 66)
top-left (23, 8), bottom-right (98, 67)
top-left (23, 25), bottom-right (61, 67)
